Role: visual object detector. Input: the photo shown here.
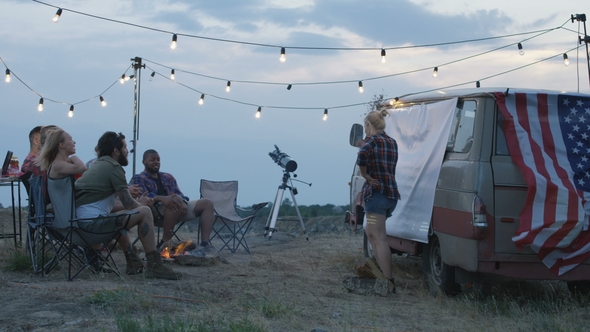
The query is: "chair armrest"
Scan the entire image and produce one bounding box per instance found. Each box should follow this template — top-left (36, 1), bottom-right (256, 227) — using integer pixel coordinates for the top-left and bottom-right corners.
top-left (74, 210), bottom-right (140, 223)
top-left (237, 202), bottom-right (268, 213)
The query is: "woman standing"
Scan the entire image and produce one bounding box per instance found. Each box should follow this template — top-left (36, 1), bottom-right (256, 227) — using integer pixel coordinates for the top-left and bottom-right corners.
top-left (356, 109), bottom-right (401, 291)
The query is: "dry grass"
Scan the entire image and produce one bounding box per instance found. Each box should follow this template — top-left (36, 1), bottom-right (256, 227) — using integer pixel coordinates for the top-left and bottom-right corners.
top-left (1, 210), bottom-right (590, 331)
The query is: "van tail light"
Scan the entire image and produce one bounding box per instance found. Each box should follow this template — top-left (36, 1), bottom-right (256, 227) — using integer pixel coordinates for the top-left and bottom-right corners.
top-left (472, 196), bottom-right (487, 228)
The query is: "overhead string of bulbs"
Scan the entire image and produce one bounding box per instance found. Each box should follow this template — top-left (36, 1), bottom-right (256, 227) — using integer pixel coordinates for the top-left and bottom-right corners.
top-left (2, 1), bottom-right (584, 118)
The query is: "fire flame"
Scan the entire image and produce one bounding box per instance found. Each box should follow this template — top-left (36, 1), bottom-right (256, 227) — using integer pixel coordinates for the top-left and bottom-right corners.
top-left (160, 240), bottom-right (193, 259)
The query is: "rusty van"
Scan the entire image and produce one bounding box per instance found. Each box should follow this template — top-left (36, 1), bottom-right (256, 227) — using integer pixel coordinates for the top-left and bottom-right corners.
top-left (346, 88), bottom-right (590, 294)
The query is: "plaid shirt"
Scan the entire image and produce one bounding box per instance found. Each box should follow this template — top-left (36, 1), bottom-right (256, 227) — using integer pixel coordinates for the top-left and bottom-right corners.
top-left (356, 132), bottom-right (401, 202)
top-left (130, 171), bottom-right (189, 201)
top-left (21, 153), bottom-right (42, 177)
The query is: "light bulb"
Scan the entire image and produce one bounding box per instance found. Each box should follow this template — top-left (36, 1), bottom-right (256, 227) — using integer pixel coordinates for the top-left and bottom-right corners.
top-left (280, 47), bottom-right (286, 63)
top-left (287, 84), bottom-right (292, 90)
top-left (323, 109), bottom-right (328, 121)
top-left (38, 98), bottom-right (44, 111)
top-left (433, 67), bottom-right (438, 78)
top-left (381, 49), bottom-right (386, 63)
top-left (170, 34), bottom-right (178, 50)
top-left (389, 100), bottom-right (394, 106)
top-left (226, 81), bottom-right (231, 92)
top-left (476, 81), bottom-right (481, 88)
top-left (120, 74), bottom-right (126, 84)
top-left (5, 69), bottom-right (10, 83)
top-left (256, 107), bottom-right (261, 118)
top-left (53, 8), bottom-right (62, 23)
top-left (100, 96), bottom-right (107, 107)
top-left (517, 43), bottom-right (524, 56)
top-left (68, 105), bottom-right (74, 118)
top-left (199, 94), bottom-right (205, 105)
top-left (358, 81), bottom-right (364, 93)
top-left (563, 53), bottom-right (570, 66)
top-left (124, 75), bottom-right (131, 81)
top-left (149, 71), bottom-right (155, 81)
top-left (170, 69), bottom-right (175, 80)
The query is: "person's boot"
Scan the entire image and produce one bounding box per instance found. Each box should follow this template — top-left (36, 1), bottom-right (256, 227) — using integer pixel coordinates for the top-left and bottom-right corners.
top-left (145, 250), bottom-right (181, 280)
top-left (124, 250), bottom-right (144, 275)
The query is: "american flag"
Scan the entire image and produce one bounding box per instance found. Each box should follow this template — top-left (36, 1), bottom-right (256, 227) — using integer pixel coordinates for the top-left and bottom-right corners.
top-left (495, 91), bottom-right (590, 276)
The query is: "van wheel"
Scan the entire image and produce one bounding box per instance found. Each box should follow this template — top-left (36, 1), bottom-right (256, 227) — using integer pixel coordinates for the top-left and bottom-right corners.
top-left (423, 235), bottom-right (460, 295)
top-left (567, 281), bottom-right (590, 296)
top-left (363, 231), bottom-right (374, 259)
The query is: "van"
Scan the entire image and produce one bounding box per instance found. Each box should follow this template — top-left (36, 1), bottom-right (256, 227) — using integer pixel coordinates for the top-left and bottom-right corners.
top-left (346, 87), bottom-right (590, 294)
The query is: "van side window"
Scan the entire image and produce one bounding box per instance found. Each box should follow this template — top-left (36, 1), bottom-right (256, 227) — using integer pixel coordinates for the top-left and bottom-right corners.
top-left (446, 100), bottom-right (477, 153)
top-left (495, 111), bottom-right (509, 155)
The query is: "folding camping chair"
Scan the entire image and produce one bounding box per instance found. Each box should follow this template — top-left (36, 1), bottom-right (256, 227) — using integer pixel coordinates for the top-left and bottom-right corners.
top-left (26, 175), bottom-right (56, 275)
top-left (45, 174), bottom-right (137, 280)
top-left (200, 179), bottom-right (268, 254)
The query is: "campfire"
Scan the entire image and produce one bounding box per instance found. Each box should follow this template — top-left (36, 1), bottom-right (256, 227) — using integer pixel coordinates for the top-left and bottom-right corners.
top-left (159, 239), bottom-right (220, 266)
top-left (160, 240), bottom-right (196, 260)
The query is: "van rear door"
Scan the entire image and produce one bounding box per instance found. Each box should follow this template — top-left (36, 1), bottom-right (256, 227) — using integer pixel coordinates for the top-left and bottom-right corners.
top-left (491, 108), bottom-right (534, 254)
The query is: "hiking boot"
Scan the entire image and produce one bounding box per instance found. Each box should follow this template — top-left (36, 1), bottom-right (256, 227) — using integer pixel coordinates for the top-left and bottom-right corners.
top-left (125, 250), bottom-right (145, 275)
top-left (188, 243), bottom-right (219, 258)
top-left (145, 250), bottom-right (181, 280)
top-left (389, 277), bottom-right (396, 294)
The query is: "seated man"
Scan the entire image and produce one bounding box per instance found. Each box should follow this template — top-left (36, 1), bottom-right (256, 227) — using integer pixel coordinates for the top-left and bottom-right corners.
top-left (75, 132), bottom-right (180, 279)
top-left (21, 126), bottom-right (43, 195)
top-left (130, 149), bottom-right (215, 255)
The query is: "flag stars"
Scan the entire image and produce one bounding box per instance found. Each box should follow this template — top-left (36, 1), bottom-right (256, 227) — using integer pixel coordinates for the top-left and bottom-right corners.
top-left (563, 98), bottom-right (570, 106)
top-left (577, 100), bottom-right (584, 107)
top-left (578, 178), bottom-right (585, 186)
top-left (572, 147), bottom-right (580, 154)
top-left (582, 156), bottom-right (589, 163)
top-left (564, 116), bottom-right (572, 123)
top-left (572, 124), bottom-right (580, 132)
top-left (581, 132), bottom-right (589, 140)
top-left (585, 108), bottom-right (590, 115)
top-left (580, 115), bottom-right (587, 123)
top-left (586, 171), bottom-right (590, 178)
top-left (570, 107), bottom-right (578, 114)
top-left (568, 133), bottom-right (575, 140)
top-left (577, 141), bottom-right (584, 147)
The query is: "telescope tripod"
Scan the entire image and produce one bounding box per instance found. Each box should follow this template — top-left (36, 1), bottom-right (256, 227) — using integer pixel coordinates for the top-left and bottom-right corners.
top-left (264, 171), bottom-right (309, 241)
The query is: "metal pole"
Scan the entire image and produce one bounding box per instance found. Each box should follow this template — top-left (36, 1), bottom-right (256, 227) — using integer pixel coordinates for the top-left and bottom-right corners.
top-left (572, 14), bottom-right (590, 89)
top-left (131, 57), bottom-right (144, 175)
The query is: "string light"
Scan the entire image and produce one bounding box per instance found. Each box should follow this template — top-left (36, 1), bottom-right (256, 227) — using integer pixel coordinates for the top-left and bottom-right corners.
top-left (280, 47), bottom-right (286, 63)
top-left (323, 109), bottom-right (328, 121)
top-left (149, 71), bottom-right (155, 81)
top-left (563, 53), bottom-right (570, 66)
top-left (170, 69), bottom-right (175, 80)
top-left (433, 67), bottom-right (438, 78)
top-left (170, 34), bottom-right (178, 50)
top-left (125, 74), bottom-right (131, 81)
top-left (256, 106), bottom-right (261, 118)
top-left (199, 93), bottom-right (205, 105)
top-left (358, 81), bottom-right (364, 93)
top-left (287, 84), bottom-right (292, 90)
top-left (120, 74), bottom-right (126, 84)
top-left (518, 42), bottom-right (524, 56)
top-left (381, 49), bottom-right (386, 63)
top-left (52, 8), bottom-right (62, 23)
top-left (476, 81), bottom-right (481, 88)
top-left (100, 95), bottom-right (107, 107)
top-left (4, 69), bottom-right (10, 83)
top-left (226, 81), bottom-right (231, 92)
top-left (68, 105), bottom-right (74, 118)
top-left (37, 98), bottom-right (44, 111)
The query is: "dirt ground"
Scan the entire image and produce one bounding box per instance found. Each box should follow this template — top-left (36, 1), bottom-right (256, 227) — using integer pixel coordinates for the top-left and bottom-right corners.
top-left (0, 209), bottom-right (589, 332)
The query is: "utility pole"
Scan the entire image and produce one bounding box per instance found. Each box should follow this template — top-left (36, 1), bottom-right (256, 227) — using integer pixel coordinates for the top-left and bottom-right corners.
top-left (571, 14), bottom-right (590, 89)
top-left (131, 57), bottom-right (144, 176)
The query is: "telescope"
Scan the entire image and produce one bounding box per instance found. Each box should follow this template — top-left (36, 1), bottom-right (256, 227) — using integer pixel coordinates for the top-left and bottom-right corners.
top-left (268, 145), bottom-right (297, 172)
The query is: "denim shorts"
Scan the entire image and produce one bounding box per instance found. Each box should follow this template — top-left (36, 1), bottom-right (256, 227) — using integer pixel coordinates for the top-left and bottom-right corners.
top-left (365, 192), bottom-right (398, 218)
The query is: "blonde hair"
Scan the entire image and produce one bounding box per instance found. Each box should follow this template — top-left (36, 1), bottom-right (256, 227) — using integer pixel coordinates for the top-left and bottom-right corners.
top-left (364, 109), bottom-right (389, 132)
top-left (36, 128), bottom-right (65, 170)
